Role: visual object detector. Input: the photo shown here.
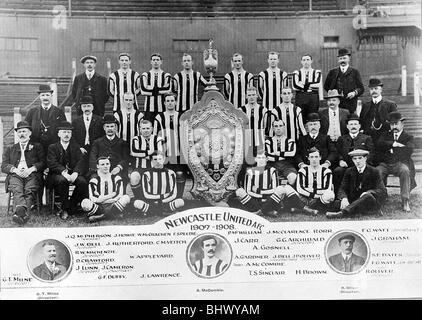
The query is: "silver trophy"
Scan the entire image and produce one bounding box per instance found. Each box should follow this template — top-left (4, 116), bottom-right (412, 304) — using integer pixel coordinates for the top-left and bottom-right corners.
top-left (203, 39), bottom-right (218, 91)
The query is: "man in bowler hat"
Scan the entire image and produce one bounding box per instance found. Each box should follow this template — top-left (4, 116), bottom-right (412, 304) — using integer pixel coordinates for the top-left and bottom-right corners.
top-left (1, 121), bottom-right (45, 225)
top-left (324, 48), bottom-right (364, 114)
top-left (328, 234), bottom-right (366, 273)
top-left (72, 55), bottom-right (109, 116)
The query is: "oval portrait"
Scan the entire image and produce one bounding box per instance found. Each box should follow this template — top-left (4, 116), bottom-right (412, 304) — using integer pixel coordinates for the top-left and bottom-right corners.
top-left (27, 239), bottom-right (73, 283)
top-left (325, 230), bottom-right (370, 275)
top-left (186, 233), bottom-right (233, 279)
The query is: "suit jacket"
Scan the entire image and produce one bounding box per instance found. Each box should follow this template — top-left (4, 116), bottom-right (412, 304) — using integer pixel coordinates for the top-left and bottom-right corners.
top-left (71, 114), bottom-right (104, 152)
top-left (33, 262), bottom-right (67, 281)
top-left (338, 165), bottom-right (387, 204)
top-left (296, 133), bottom-right (338, 167)
top-left (360, 98), bottom-right (397, 138)
top-left (328, 253), bottom-right (365, 273)
top-left (25, 105), bottom-right (66, 149)
top-left (324, 66), bottom-right (364, 112)
top-left (1, 142), bottom-right (45, 189)
top-left (89, 136), bottom-right (129, 173)
top-left (319, 107), bottom-right (350, 137)
top-left (377, 130), bottom-right (416, 189)
top-left (47, 141), bottom-right (86, 176)
top-left (72, 72), bottom-right (109, 116)
top-left (336, 132), bottom-right (374, 167)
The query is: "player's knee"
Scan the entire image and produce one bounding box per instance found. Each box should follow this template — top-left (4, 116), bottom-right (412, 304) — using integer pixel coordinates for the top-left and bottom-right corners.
top-left (321, 190), bottom-right (335, 204)
top-left (120, 195), bottom-right (130, 206)
top-left (283, 185), bottom-right (296, 196)
top-left (81, 198), bottom-right (92, 211)
top-left (287, 173), bottom-right (297, 185)
top-left (174, 198), bottom-right (185, 209)
top-left (235, 188), bottom-right (247, 198)
top-left (130, 172), bottom-right (141, 185)
top-left (133, 199), bottom-right (146, 210)
top-left (274, 185), bottom-right (285, 197)
top-left (399, 165), bottom-right (410, 176)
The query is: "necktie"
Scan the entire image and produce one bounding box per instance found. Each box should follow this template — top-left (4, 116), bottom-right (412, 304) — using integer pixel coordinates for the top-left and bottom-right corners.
top-left (104, 180), bottom-right (109, 195)
top-left (304, 70), bottom-right (309, 91)
top-left (127, 113), bottom-right (131, 142)
top-left (123, 72), bottom-right (128, 95)
top-left (18, 143), bottom-right (27, 170)
top-left (333, 110), bottom-right (336, 117)
top-left (84, 116), bottom-right (90, 145)
top-left (186, 73), bottom-right (190, 109)
top-left (394, 133), bottom-right (398, 141)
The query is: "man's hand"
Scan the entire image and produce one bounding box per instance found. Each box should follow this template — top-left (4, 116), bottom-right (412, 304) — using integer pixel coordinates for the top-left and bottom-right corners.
top-left (298, 163), bottom-right (306, 169)
top-left (13, 168), bottom-right (25, 178)
top-left (346, 91), bottom-right (356, 99)
top-left (21, 167), bottom-right (36, 178)
top-left (340, 198), bottom-right (350, 210)
top-left (61, 170), bottom-right (72, 182)
top-left (339, 160), bottom-right (348, 168)
top-left (252, 186), bottom-right (258, 193)
top-left (111, 167), bottom-right (121, 175)
top-left (330, 135), bottom-right (339, 142)
top-left (393, 141), bottom-right (405, 148)
top-left (147, 150), bottom-right (154, 156)
top-left (69, 172), bottom-right (79, 183)
top-left (80, 147), bottom-right (88, 155)
top-left (322, 162), bottom-right (330, 169)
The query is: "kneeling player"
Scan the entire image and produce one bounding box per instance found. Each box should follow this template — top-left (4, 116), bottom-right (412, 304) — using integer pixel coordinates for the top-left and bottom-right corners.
top-left (81, 156), bottom-right (130, 222)
top-left (130, 152), bottom-right (185, 216)
top-left (296, 147), bottom-right (335, 215)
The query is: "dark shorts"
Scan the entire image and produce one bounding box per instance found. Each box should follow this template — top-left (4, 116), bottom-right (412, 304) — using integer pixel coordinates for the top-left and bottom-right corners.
top-left (270, 161), bottom-right (297, 178)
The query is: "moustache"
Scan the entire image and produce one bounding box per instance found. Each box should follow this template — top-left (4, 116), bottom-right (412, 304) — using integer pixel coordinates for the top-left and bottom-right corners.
top-left (207, 250), bottom-right (215, 254)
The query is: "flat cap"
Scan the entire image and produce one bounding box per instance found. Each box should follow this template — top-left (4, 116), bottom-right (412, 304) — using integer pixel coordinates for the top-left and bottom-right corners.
top-left (338, 234), bottom-right (356, 242)
top-left (348, 148), bottom-right (369, 157)
top-left (80, 55), bottom-right (97, 64)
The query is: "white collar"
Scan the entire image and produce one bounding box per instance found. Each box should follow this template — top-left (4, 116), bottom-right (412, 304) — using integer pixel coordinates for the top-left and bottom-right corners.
top-left (42, 103), bottom-right (52, 110)
top-left (329, 107), bottom-right (339, 114)
top-left (85, 70), bottom-right (94, 76)
top-left (301, 67), bottom-right (313, 73)
top-left (394, 130), bottom-right (403, 138)
top-left (372, 95), bottom-right (382, 104)
top-left (119, 68), bottom-right (131, 74)
top-left (349, 132), bottom-right (358, 139)
top-left (341, 252), bottom-right (352, 260)
top-left (84, 113), bottom-right (92, 120)
top-left (357, 165), bottom-right (366, 174)
top-left (45, 261), bottom-right (56, 271)
top-left (61, 141), bottom-right (70, 150)
top-left (340, 65), bottom-right (349, 72)
top-left (280, 102), bottom-right (292, 109)
top-left (267, 67), bottom-right (280, 73)
top-left (106, 135), bottom-right (115, 141)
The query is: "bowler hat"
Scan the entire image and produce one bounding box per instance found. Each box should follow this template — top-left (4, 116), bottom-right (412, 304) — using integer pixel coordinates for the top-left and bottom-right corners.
top-left (387, 111), bottom-right (405, 123)
top-left (14, 120), bottom-right (32, 131)
top-left (346, 113), bottom-right (360, 123)
top-left (57, 121), bottom-right (73, 131)
top-left (80, 55), bottom-right (97, 64)
top-left (306, 113), bottom-right (320, 123)
top-left (324, 89), bottom-right (343, 99)
top-left (348, 148), bottom-right (369, 157)
top-left (337, 48), bottom-right (352, 57)
top-left (103, 114), bottom-right (118, 124)
top-left (368, 78), bottom-right (383, 88)
top-left (338, 234), bottom-right (356, 242)
top-left (80, 95), bottom-right (94, 105)
top-left (37, 84), bottom-right (53, 94)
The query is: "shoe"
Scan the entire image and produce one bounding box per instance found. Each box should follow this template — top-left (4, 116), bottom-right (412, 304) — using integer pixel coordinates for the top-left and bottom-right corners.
top-left (252, 209), bottom-right (263, 216)
top-left (12, 214), bottom-right (25, 225)
top-left (263, 210), bottom-right (278, 218)
top-left (403, 200), bottom-right (410, 213)
top-left (60, 210), bottom-right (69, 220)
top-left (326, 211), bottom-right (343, 219)
top-left (88, 213), bottom-right (105, 223)
top-left (303, 206), bottom-right (319, 216)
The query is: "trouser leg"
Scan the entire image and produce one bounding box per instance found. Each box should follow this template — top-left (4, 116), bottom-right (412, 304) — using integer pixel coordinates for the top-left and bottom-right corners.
top-left (376, 163), bottom-right (389, 187)
top-left (344, 193), bottom-right (378, 215)
top-left (70, 176), bottom-right (88, 208)
top-left (393, 163), bottom-right (411, 200)
top-left (8, 175), bottom-right (26, 210)
top-left (235, 188), bottom-right (261, 212)
top-left (53, 175), bottom-right (70, 210)
top-left (23, 173), bottom-right (39, 210)
top-left (333, 166), bottom-right (347, 196)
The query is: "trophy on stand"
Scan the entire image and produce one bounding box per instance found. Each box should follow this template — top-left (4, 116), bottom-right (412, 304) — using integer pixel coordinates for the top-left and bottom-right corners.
top-left (203, 39), bottom-right (219, 91)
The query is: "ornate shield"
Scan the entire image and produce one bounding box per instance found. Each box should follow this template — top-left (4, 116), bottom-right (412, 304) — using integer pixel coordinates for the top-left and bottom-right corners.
top-left (180, 90), bottom-right (248, 204)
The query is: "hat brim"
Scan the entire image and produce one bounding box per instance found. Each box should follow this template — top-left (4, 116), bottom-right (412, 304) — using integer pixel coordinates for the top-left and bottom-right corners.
top-left (387, 118), bottom-right (405, 122)
top-left (80, 56), bottom-right (97, 63)
top-left (58, 127), bottom-right (74, 131)
top-left (337, 52), bottom-right (352, 57)
top-left (14, 126), bottom-right (32, 131)
top-left (339, 236), bottom-right (355, 242)
top-left (368, 84), bottom-right (383, 88)
top-left (37, 90), bottom-right (54, 94)
top-left (324, 95), bottom-right (342, 99)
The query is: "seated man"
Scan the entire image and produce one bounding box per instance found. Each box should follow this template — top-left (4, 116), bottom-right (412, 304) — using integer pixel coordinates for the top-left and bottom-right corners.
top-left (296, 147), bottom-right (335, 215)
top-left (233, 151), bottom-right (317, 217)
top-left (131, 119), bottom-right (163, 170)
top-left (1, 121), bottom-right (45, 225)
top-left (376, 111), bottom-right (416, 213)
top-left (81, 156), bottom-right (130, 223)
top-left (130, 152), bottom-right (185, 216)
top-left (47, 121), bottom-right (88, 220)
top-left (333, 113), bottom-right (374, 194)
top-left (327, 148), bottom-right (387, 218)
top-left (265, 119), bottom-right (297, 186)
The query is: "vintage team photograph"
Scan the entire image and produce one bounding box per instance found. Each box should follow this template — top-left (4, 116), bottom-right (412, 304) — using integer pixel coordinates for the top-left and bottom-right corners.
top-left (0, 0), bottom-right (421, 228)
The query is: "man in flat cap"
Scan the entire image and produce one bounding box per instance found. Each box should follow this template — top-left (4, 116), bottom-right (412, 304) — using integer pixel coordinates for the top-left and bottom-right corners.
top-left (328, 234), bottom-right (366, 273)
top-left (72, 55), bottom-right (109, 117)
top-left (360, 78), bottom-right (397, 162)
top-left (319, 89), bottom-right (350, 142)
top-left (327, 148), bottom-right (387, 218)
top-left (324, 48), bottom-right (364, 114)
top-left (376, 112), bottom-right (416, 213)
top-left (1, 121), bottom-right (45, 225)
top-left (333, 113), bottom-right (374, 194)
top-left (47, 121), bottom-right (88, 220)
top-left (25, 84), bottom-right (67, 154)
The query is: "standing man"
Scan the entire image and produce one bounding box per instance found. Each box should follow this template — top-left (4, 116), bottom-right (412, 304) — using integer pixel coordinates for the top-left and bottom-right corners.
top-left (2, 121), bottom-right (45, 225)
top-left (224, 53), bottom-right (254, 108)
top-left (376, 112), bottom-right (416, 213)
top-left (140, 53), bottom-right (172, 120)
top-left (324, 48), bottom-right (364, 114)
top-left (47, 121), bottom-right (88, 220)
top-left (109, 52), bottom-right (141, 113)
top-left (173, 53), bottom-right (208, 114)
top-left (258, 51), bottom-right (288, 111)
top-left (327, 149), bottom-right (387, 218)
top-left (25, 84), bottom-right (66, 154)
top-left (292, 54), bottom-right (322, 119)
top-left (72, 55), bottom-right (108, 116)
top-left (328, 235), bottom-right (366, 273)
top-left (319, 89), bottom-right (350, 142)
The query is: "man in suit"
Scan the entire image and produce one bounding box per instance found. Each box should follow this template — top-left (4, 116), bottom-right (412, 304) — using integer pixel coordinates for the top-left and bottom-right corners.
top-left (89, 115), bottom-right (129, 177)
top-left (71, 95), bottom-right (104, 158)
top-left (72, 55), bottom-right (109, 116)
top-left (192, 235), bottom-right (229, 278)
top-left (319, 89), bottom-right (350, 142)
top-left (376, 112), bottom-right (416, 213)
top-left (33, 241), bottom-right (67, 281)
top-left (296, 113), bottom-right (338, 170)
top-left (47, 121), bottom-right (88, 220)
top-left (1, 121), bottom-right (45, 225)
top-left (328, 234), bottom-right (366, 273)
top-left (25, 84), bottom-right (67, 154)
top-left (327, 149), bottom-right (387, 218)
top-left (324, 48), bottom-right (364, 114)
top-left (360, 78), bottom-right (397, 163)
top-left (333, 113), bottom-right (374, 194)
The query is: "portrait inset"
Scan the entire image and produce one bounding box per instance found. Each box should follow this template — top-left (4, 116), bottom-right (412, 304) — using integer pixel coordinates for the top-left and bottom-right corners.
top-left (187, 233), bottom-right (232, 279)
top-left (325, 231), bottom-right (369, 275)
top-left (28, 239), bottom-right (72, 282)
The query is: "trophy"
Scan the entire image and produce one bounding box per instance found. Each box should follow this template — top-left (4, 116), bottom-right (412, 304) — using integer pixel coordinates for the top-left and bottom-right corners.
top-left (203, 39), bottom-right (219, 91)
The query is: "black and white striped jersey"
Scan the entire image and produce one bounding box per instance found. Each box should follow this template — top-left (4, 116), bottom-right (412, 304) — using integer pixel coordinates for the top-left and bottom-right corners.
top-left (258, 68), bottom-right (288, 110)
top-left (173, 70), bottom-right (207, 113)
top-left (223, 70), bottom-right (254, 108)
top-left (265, 136), bottom-right (296, 162)
top-left (109, 69), bottom-right (141, 112)
top-left (140, 70), bottom-right (172, 113)
top-left (296, 165), bottom-right (333, 198)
